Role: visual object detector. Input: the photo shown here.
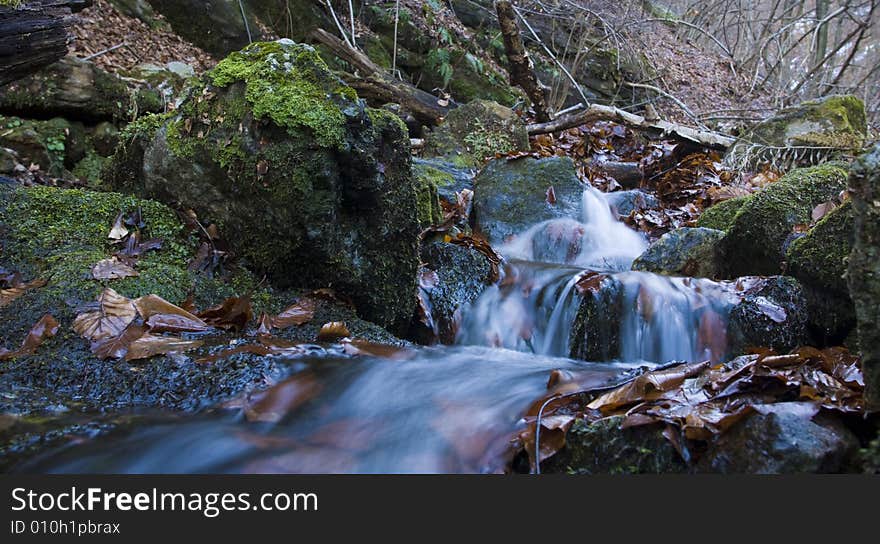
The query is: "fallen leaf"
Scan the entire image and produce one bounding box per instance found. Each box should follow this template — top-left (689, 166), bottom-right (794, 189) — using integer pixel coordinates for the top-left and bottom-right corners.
top-left (243, 372), bottom-right (321, 423)
top-left (124, 334), bottom-right (204, 361)
top-left (811, 201), bottom-right (837, 222)
top-left (272, 298), bottom-right (316, 328)
top-left (73, 288), bottom-right (138, 342)
top-left (198, 295), bottom-right (253, 331)
top-left (546, 185), bottom-right (557, 205)
top-left (90, 323), bottom-right (147, 359)
top-left (108, 211), bottom-right (129, 241)
top-left (317, 322), bottom-right (350, 342)
top-left (0, 278), bottom-right (47, 309)
top-left (91, 257), bottom-right (139, 280)
top-left (0, 314), bottom-right (59, 360)
top-left (133, 294), bottom-right (210, 333)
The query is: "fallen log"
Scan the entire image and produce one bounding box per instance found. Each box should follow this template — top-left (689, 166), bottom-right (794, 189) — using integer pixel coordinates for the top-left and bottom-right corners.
top-left (310, 28), bottom-right (451, 126)
top-left (495, 0), bottom-right (550, 123)
top-left (0, 0), bottom-right (92, 87)
top-left (526, 103), bottom-right (736, 149)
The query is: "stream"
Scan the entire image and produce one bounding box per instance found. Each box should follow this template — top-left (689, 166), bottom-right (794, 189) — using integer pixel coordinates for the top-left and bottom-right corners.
top-left (23, 183), bottom-right (744, 473)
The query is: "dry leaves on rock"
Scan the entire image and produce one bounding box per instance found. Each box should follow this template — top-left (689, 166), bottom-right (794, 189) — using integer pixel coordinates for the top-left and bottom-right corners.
top-left (0, 314), bottom-right (59, 360)
top-left (73, 288), bottom-right (138, 342)
top-left (0, 276), bottom-right (47, 310)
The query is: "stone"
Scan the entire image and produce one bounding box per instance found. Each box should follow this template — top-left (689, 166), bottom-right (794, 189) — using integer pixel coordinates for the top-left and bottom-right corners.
top-left (605, 189), bottom-right (660, 218)
top-left (786, 201), bottom-right (855, 342)
top-left (472, 156), bottom-right (583, 245)
top-left (726, 276), bottom-right (810, 356)
top-left (0, 57), bottom-right (163, 122)
top-left (695, 195), bottom-right (750, 231)
top-left (105, 41), bottom-right (421, 333)
top-left (423, 99), bottom-right (529, 168)
top-left (847, 143), bottom-right (880, 409)
top-left (696, 409), bottom-right (859, 473)
top-left (632, 227), bottom-right (725, 278)
top-left (598, 161), bottom-right (643, 189)
top-left (0, 115), bottom-right (86, 176)
top-left (412, 157), bottom-right (474, 206)
top-left (148, 0), bottom-right (262, 57)
top-left (719, 162), bottom-right (849, 278)
top-left (729, 95), bottom-right (868, 168)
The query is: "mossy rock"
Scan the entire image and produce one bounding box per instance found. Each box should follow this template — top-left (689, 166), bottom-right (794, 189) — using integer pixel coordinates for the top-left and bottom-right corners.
top-left (0, 57), bottom-right (163, 122)
top-left (0, 115), bottom-right (86, 176)
top-left (719, 162), bottom-right (850, 278)
top-left (147, 0), bottom-right (262, 57)
top-left (472, 156), bottom-right (583, 245)
top-left (413, 165), bottom-right (444, 228)
top-left (632, 227), bottom-right (725, 278)
top-left (105, 40), bottom-right (420, 333)
top-left (786, 201), bottom-right (855, 341)
top-left (541, 416), bottom-right (686, 474)
top-left (696, 196), bottom-right (751, 232)
top-left (423, 99), bottom-right (529, 168)
top-left (412, 157), bottom-right (474, 205)
top-left (729, 95), bottom-right (868, 168)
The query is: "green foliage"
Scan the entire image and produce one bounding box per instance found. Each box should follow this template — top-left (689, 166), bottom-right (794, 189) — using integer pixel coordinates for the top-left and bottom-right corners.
top-left (427, 48), bottom-right (454, 88)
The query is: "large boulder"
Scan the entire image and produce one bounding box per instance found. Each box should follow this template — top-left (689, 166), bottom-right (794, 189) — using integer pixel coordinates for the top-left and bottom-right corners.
top-left (147, 0), bottom-right (262, 57)
top-left (726, 276), bottom-right (810, 356)
top-left (719, 163), bottom-right (849, 278)
top-left (0, 57), bottom-right (163, 122)
top-left (105, 41), bottom-right (420, 332)
top-left (695, 195), bottom-right (750, 231)
top-left (786, 201), bottom-right (855, 342)
top-left (472, 156), bottom-right (583, 245)
top-left (423, 99), bottom-right (529, 168)
top-left (729, 95), bottom-right (867, 168)
top-left (632, 227), bottom-right (725, 278)
top-left (847, 143), bottom-right (880, 409)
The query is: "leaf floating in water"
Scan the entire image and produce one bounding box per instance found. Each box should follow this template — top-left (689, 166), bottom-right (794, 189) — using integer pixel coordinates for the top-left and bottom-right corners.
top-left (317, 322), bottom-right (350, 342)
top-left (340, 339), bottom-right (411, 359)
top-left (198, 295), bottom-right (253, 331)
top-left (133, 294), bottom-right (210, 333)
top-left (91, 257), bottom-right (139, 280)
top-left (124, 334), bottom-right (204, 362)
top-left (272, 297), bottom-right (316, 328)
top-left (242, 372), bottom-right (321, 423)
top-left (73, 288), bottom-right (138, 342)
top-left (0, 314), bottom-right (59, 360)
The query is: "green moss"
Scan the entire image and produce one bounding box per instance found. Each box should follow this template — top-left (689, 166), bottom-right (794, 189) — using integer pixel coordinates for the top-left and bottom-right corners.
top-left (787, 200), bottom-right (854, 288)
top-left (696, 196), bottom-right (751, 231)
top-left (72, 149), bottom-right (110, 187)
top-left (208, 41), bottom-right (358, 149)
top-left (0, 115), bottom-right (72, 176)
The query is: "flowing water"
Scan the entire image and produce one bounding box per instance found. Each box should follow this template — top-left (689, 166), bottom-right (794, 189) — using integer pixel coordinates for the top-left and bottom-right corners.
top-left (23, 183), bottom-right (741, 473)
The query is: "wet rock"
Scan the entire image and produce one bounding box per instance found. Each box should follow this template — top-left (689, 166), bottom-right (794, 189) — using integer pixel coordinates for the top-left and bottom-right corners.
top-left (605, 189), bottom-right (659, 218)
top-left (632, 227), bottom-right (725, 278)
top-left (148, 0), bottom-right (262, 57)
top-left (0, 57), bottom-right (163, 122)
top-left (105, 41), bottom-right (420, 333)
top-left (597, 161), bottom-right (642, 189)
top-left (412, 157), bottom-right (474, 206)
top-left (720, 163), bottom-right (849, 278)
top-left (472, 156), bottom-right (583, 245)
top-left (0, 147), bottom-right (18, 174)
top-left (696, 409), bottom-right (859, 473)
top-left (542, 416), bottom-right (686, 474)
top-left (0, 115), bottom-right (87, 176)
top-left (729, 95), bottom-right (867, 168)
top-left (847, 143), bottom-right (880, 409)
top-left (786, 201), bottom-right (855, 342)
top-left (695, 195), bottom-right (750, 231)
top-left (423, 99), bottom-right (529, 168)
top-left (727, 276), bottom-right (810, 356)
top-left (419, 242), bottom-right (493, 343)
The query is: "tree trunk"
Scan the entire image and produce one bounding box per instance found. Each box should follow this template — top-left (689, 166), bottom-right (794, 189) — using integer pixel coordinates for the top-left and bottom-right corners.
top-left (494, 0), bottom-right (550, 122)
top-left (0, 0), bottom-right (91, 87)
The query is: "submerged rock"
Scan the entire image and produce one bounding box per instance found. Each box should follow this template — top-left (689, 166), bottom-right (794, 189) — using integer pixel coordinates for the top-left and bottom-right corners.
top-left (632, 227), bottom-right (725, 278)
top-left (847, 143), bottom-right (880, 409)
top-left (786, 201), bottom-right (855, 342)
top-left (472, 156), bottom-right (583, 245)
top-left (423, 99), bottom-right (529, 168)
top-left (728, 95), bottom-right (868, 168)
top-left (719, 162), bottom-right (849, 278)
top-left (105, 41), bottom-right (421, 333)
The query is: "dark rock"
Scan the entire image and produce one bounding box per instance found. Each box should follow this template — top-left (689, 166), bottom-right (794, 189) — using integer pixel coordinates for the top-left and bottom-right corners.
top-left (632, 227), bottom-right (725, 278)
top-left (148, 0), bottom-right (262, 57)
top-left (105, 41), bottom-right (420, 333)
top-left (423, 99), bottom-right (529, 168)
top-left (847, 143), bottom-right (880, 409)
top-left (727, 276), bottom-right (810, 356)
top-left (412, 157), bottom-right (474, 206)
top-left (696, 408), bottom-right (859, 473)
top-left (598, 160), bottom-right (642, 189)
top-left (786, 201), bottom-right (855, 342)
top-left (91, 121), bottom-right (120, 157)
top-left (472, 156), bottom-right (583, 245)
top-left (0, 57), bottom-right (163, 122)
top-left (720, 163), bottom-right (849, 278)
top-left (419, 242), bottom-right (493, 343)
top-left (542, 416), bottom-right (686, 474)
top-left (605, 189), bottom-right (659, 217)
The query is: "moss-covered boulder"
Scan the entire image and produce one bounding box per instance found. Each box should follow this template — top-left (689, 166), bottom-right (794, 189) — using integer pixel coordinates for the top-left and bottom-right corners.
top-left (632, 227), bottom-right (725, 278)
top-left (719, 163), bottom-right (849, 278)
top-left (423, 99), bottom-right (529, 168)
top-left (786, 201), bottom-right (854, 341)
top-left (472, 156), bottom-right (582, 245)
top-left (729, 95), bottom-right (868, 168)
top-left (413, 157), bottom-right (474, 205)
top-left (847, 143), bottom-right (880, 409)
top-left (147, 0), bottom-right (262, 57)
top-left (0, 57), bottom-right (163, 122)
top-left (695, 196), bottom-right (750, 231)
top-left (0, 115), bottom-right (87, 177)
top-left (105, 41), bottom-right (420, 333)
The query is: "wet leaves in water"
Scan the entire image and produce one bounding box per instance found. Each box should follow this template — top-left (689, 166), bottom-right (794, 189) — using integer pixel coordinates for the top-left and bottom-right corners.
top-left (317, 322), bottom-right (351, 342)
top-left (574, 271), bottom-right (606, 295)
top-left (91, 257), bottom-right (139, 280)
top-left (241, 372), bottom-right (322, 423)
top-left (0, 314), bottom-right (59, 360)
top-left (198, 295), bottom-right (253, 331)
top-left (91, 322), bottom-right (147, 360)
top-left (272, 297), bottom-right (316, 329)
top-left (73, 288), bottom-right (138, 342)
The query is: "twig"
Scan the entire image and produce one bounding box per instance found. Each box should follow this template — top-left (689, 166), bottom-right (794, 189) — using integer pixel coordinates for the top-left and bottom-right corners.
top-left (348, 0), bottom-right (357, 48)
top-left (325, 0), bottom-right (354, 49)
top-left (624, 81), bottom-right (707, 129)
top-left (238, 0), bottom-right (252, 44)
top-left (83, 42), bottom-right (125, 61)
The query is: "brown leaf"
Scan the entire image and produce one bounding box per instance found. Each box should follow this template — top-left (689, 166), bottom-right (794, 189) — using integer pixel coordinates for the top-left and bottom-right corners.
top-left (90, 323), bottom-right (147, 360)
top-left (124, 334), bottom-right (204, 361)
top-left (811, 201), bottom-right (837, 222)
top-left (317, 322), bottom-right (350, 342)
top-left (133, 294), bottom-right (210, 333)
top-left (108, 211), bottom-right (129, 241)
top-left (256, 313), bottom-right (273, 335)
top-left (545, 185), bottom-right (557, 205)
top-left (0, 278), bottom-right (47, 309)
top-left (272, 297), bottom-right (316, 328)
top-left (340, 339), bottom-right (411, 359)
top-left (73, 288), bottom-right (138, 342)
top-left (198, 295), bottom-right (253, 331)
top-left (91, 257), bottom-right (139, 280)
top-left (0, 314), bottom-right (59, 360)
top-left (243, 373), bottom-right (321, 423)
